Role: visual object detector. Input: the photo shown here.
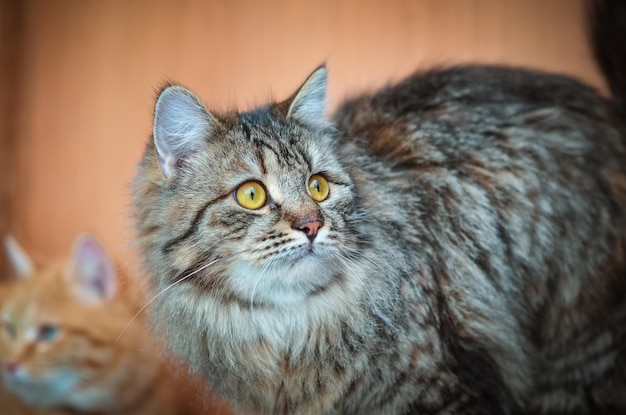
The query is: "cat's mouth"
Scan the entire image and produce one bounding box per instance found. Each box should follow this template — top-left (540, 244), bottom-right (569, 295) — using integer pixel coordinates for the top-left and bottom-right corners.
top-left (3, 369), bottom-right (49, 400)
top-left (284, 242), bottom-right (322, 267)
top-left (2, 364), bottom-right (28, 384)
top-left (227, 239), bottom-right (337, 305)
top-left (2, 367), bottom-right (79, 407)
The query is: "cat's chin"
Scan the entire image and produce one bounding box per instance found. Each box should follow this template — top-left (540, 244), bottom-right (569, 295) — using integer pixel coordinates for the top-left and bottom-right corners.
top-left (227, 252), bottom-right (338, 306)
top-left (2, 368), bottom-right (79, 408)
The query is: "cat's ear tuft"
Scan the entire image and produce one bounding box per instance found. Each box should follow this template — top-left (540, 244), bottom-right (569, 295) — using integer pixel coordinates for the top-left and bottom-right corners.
top-left (69, 234), bottom-right (117, 304)
top-left (153, 85), bottom-right (215, 179)
top-left (287, 65), bottom-right (329, 128)
top-left (3, 235), bottom-right (34, 279)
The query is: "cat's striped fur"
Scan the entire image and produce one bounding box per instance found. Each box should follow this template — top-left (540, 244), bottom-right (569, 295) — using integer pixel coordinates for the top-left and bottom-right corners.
top-left (132, 1), bottom-right (626, 413)
top-left (0, 236), bottom-right (214, 415)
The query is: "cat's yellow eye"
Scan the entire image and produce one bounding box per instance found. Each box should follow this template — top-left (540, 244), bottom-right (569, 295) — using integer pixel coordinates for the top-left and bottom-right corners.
top-left (235, 181), bottom-right (267, 210)
top-left (308, 174), bottom-right (329, 202)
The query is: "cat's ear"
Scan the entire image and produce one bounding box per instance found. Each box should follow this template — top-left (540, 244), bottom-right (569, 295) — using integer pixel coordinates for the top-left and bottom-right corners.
top-left (153, 85), bottom-right (216, 179)
top-left (3, 235), bottom-right (34, 278)
top-left (68, 234), bottom-right (117, 304)
top-left (287, 65), bottom-right (329, 128)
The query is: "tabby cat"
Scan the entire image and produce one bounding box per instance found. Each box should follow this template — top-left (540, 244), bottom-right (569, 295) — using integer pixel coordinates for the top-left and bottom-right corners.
top-left (132, 1), bottom-right (626, 414)
top-left (0, 235), bottom-right (216, 415)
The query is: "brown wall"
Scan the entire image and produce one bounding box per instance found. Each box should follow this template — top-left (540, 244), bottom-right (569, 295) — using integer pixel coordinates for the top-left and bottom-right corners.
top-left (8, 0), bottom-right (604, 266)
top-left (0, 0), bottom-right (22, 275)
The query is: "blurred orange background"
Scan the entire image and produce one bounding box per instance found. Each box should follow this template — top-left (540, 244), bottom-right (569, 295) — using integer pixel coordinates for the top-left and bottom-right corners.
top-left (0, 0), bottom-right (605, 272)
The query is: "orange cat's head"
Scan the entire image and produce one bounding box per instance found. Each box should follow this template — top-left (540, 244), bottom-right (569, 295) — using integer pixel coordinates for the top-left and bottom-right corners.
top-left (0, 235), bottom-right (132, 409)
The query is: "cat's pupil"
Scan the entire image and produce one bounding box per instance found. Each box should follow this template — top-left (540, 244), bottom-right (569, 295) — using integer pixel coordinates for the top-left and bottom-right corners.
top-left (235, 181), bottom-right (266, 209)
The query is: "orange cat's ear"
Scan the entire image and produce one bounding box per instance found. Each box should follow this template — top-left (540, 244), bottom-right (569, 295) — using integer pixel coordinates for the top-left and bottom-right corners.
top-left (68, 234), bottom-right (117, 304)
top-left (286, 65), bottom-right (330, 129)
top-left (153, 84), bottom-right (218, 179)
top-left (3, 235), bottom-right (34, 279)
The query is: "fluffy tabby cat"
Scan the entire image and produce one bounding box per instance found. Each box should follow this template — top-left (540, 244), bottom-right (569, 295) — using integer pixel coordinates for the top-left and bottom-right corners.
top-left (133, 1), bottom-right (626, 414)
top-left (0, 235), bottom-right (213, 415)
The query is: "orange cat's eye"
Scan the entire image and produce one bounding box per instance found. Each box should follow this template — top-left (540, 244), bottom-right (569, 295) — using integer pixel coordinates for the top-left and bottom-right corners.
top-left (38, 324), bottom-right (59, 343)
top-left (3, 322), bottom-right (15, 339)
top-left (308, 174), bottom-right (329, 202)
top-left (235, 181), bottom-right (267, 210)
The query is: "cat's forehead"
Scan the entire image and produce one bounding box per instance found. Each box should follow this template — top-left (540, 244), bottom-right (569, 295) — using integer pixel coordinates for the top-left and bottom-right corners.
top-left (222, 141), bottom-right (311, 197)
top-left (235, 113), bottom-right (333, 169)
top-left (236, 112), bottom-right (305, 152)
top-left (2, 262), bottom-right (69, 312)
top-left (189, 108), bottom-right (343, 196)
top-left (2, 296), bottom-right (39, 324)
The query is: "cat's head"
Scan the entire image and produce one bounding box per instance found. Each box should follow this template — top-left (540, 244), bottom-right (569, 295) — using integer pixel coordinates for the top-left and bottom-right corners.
top-left (134, 66), bottom-right (366, 308)
top-left (0, 235), bottom-right (120, 408)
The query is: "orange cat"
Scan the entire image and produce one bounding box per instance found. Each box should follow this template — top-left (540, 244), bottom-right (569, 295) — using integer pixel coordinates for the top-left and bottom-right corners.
top-left (0, 235), bottom-right (227, 415)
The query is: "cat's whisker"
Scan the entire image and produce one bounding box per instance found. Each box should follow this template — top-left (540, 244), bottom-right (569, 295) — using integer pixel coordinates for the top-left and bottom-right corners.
top-left (115, 255), bottom-right (226, 343)
top-left (340, 245), bottom-right (386, 274)
top-left (249, 261), bottom-right (272, 318)
top-left (331, 251), bottom-right (372, 298)
top-left (333, 251), bottom-right (399, 336)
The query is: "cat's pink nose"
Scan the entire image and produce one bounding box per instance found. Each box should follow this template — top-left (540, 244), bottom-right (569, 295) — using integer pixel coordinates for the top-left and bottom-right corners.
top-left (4, 361), bottom-right (19, 374)
top-left (298, 220), bottom-right (322, 241)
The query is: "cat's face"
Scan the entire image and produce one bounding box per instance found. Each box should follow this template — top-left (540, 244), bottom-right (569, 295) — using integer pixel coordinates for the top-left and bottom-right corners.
top-left (140, 67), bottom-right (366, 307)
top-left (0, 236), bottom-right (120, 408)
top-left (1, 263), bottom-right (80, 407)
top-left (179, 118), bottom-right (358, 305)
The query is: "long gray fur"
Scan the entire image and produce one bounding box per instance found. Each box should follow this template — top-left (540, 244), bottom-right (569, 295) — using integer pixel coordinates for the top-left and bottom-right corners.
top-left (132, 1), bottom-right (626, 413)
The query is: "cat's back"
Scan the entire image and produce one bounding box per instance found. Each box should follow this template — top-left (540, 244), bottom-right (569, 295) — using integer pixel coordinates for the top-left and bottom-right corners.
top-left (334, 65), bottom-right (626, 232)
top-left (335, 66), bottom-right (625, 169)
top-left (333, 64), bottom-right (626, 411)
top-left (335, 65), bottom-right (618, 131)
